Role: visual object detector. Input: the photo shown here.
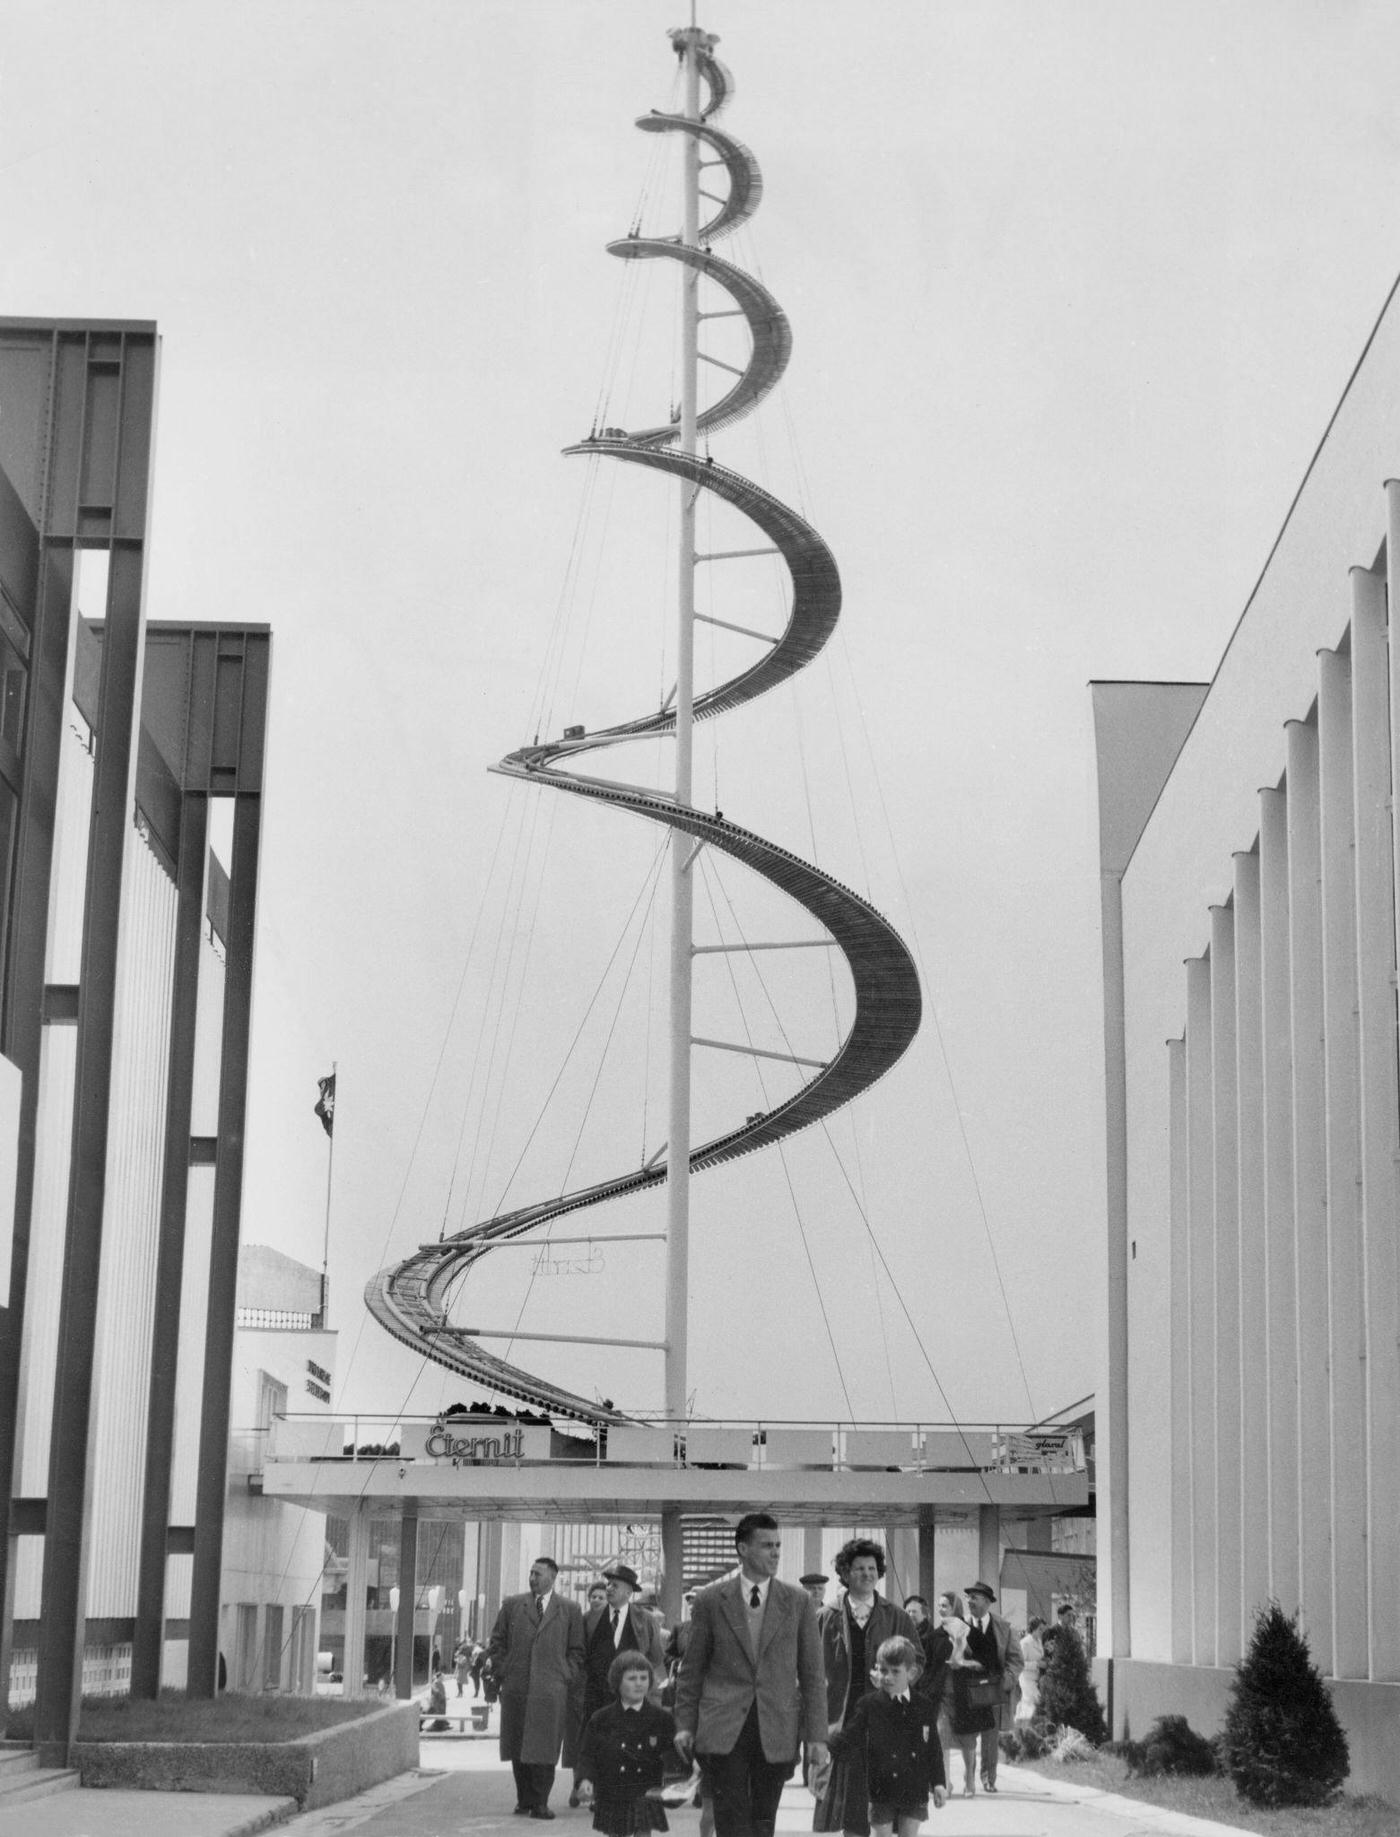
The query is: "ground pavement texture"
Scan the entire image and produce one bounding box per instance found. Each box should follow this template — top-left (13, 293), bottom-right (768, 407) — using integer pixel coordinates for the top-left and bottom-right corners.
top-left (276, 1743), bottom-right (1262, 1837)
top-left (0, 1741), bottom-right (1263, 1837)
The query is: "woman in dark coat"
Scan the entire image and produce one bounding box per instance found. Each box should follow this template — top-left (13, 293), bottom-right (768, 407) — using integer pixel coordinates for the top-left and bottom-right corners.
top-left (813, 1539), bottom-right (917, 1837)
top-left (923, 1592), bottom-right (967, 1793)
top-left (934, 1592), bottom-right (995, 1799)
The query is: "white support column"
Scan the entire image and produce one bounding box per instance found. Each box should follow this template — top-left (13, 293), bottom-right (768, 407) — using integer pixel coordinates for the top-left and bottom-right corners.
top-left (1373, 490), bottom-right (1400, 1686)
top-left (1285, 716), bottom-right (1333, 1675)
top-left (1100, 862), bottom-right (1131, 1663)
top-left (1258, 783), bottom-right (1299, 1614)
top-left (885, 1529), bottom-right (919, 1605)
top-left (1352, 558), bottom-right (1400, 1682)
top-left (1210, 905), bottom-right (1243, 1669)
top-left (342, 1503), bottom-right (371, 1700)
top-left (977, 1506), bottom-right (1000, 1592)
top-left (804, 1525), bottom-right (824, 1581)
top-left (1184, 953), bottom-right (1216, 1668)
top-left (662, 27), bottom-right (704, 1628)
top-left (1232, 849), bottom-right (1269, 1633)
top-left (1318, 647), bottom-right (1367, 1681)
top-left (1167, 1035), bottom-right (1193, 1666)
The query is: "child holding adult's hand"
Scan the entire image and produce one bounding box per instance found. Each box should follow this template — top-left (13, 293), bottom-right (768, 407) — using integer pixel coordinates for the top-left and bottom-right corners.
top-left (829, 1635), bottom-right (947, 1835)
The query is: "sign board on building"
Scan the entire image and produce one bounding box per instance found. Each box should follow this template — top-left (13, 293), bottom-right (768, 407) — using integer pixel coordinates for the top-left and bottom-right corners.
top-left (401, 1415), bottom-right (552, 1464)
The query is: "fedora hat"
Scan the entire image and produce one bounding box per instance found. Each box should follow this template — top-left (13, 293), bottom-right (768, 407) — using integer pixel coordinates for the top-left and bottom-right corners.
top-left (965, 1580), bottom-right (997, 1603)
top-left (603, 1563), bottom-right (641, 1591)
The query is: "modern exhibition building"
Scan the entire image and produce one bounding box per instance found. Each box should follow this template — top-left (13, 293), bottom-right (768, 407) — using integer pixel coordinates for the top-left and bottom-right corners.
top-left (1095, 278), bottom-right (1400, 1799)
top-left (0, 319), bottom-right (317, 1763)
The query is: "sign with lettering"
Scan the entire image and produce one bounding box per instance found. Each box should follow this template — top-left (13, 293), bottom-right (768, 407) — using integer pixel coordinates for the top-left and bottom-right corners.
top-left (401, 1415), bottom-right (551, 1464)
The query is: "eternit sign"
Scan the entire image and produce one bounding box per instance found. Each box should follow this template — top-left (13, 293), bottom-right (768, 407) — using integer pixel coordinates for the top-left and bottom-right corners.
top-left (401, 1415), bottom-right (551, 1465)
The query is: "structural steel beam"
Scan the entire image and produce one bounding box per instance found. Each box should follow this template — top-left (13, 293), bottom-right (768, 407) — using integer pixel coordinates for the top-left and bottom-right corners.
top-left (188, 767), bottom-right (264, 1694)
top-left (0, 329), bottom-right (81, 1719)
top-left (35, 332), bottom-right (156, 1766)
top-left (130, 787), bottom-right (208, 1696)
top-left (395, 1515), bottom-right (418, 1700)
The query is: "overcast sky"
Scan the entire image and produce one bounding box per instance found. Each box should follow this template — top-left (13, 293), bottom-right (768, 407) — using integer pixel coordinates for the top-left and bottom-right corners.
top-left (7, 0), bottom-right (1400, 1434)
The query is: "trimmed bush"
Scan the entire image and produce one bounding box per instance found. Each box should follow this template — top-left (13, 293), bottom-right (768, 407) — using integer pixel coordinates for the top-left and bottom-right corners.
top-left (1222, 1602), bottom-right (1348, 1807)
top-left (1035, 1627), bottom-right (1106, 1746)
top-left (1121, 1713), bottom-right (1219, 1778)
top-left (999, 1725), bottom-right (1046, 1761)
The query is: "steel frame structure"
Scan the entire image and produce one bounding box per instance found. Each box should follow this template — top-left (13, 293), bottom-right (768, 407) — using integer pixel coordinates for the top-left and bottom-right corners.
top-left (0, 322), bottom-right (270, 1755)
top-left (366, 23), bottom-right (922, 1611)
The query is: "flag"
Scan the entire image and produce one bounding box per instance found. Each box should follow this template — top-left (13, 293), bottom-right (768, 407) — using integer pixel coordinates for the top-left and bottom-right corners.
top-left (315, 1072), bottom-right (336, 1137)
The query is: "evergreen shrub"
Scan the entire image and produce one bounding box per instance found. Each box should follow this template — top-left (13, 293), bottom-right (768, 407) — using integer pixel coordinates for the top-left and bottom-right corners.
top-left (1120, 1713), bottom-right (1219, 1778)
top-left (1035, 1627), bottom-right (1107, 1746)
top-left (1222, 1603), bottom-right (1348, 1807)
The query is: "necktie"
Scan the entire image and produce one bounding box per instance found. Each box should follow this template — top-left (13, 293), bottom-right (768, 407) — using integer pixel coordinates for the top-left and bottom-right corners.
top-left (749, 1584), bottom-right (760, 1609)
top-left (536, 1596), bottom-right (544, 1622)
top-left (612, 1608), bottom-right (622, 1644)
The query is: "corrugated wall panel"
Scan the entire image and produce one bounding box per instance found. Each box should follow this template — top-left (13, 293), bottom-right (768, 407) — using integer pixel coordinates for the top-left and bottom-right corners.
top-left (170, 1163), bottom-right (217, 1525)
top-left (165, 1552), bottom-right (192, 1620)
top-left (189, 893), bottom-right (227, 1139)
top-left (46, 719), bottom-right (96, 985)
top-left (86, 831), bottom-right (178, 1616)
top-left (15, 1028), bottom-right (77, 1507)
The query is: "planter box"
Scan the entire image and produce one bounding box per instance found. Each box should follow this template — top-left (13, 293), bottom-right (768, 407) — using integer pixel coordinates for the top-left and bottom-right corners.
top-left (73, 1700), bottom-right (418, 1810)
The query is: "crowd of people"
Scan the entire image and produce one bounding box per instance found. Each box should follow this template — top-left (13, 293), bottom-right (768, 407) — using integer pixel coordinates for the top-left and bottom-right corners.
top-left (465, 1516), bottom-right (1085, 1837)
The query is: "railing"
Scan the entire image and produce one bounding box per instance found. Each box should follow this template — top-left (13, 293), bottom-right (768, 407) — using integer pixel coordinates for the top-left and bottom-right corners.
top-left (237, 1306), bottom-right (324, 1330)
top-left (262, 1413), bottom-right (1087, 1478)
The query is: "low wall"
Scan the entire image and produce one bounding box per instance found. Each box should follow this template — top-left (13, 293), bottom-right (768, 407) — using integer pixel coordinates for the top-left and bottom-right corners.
top-left (73, 1700), bottom-right (418, 1810)
top-left (1103, 1657), bottom-right (1400, 1807)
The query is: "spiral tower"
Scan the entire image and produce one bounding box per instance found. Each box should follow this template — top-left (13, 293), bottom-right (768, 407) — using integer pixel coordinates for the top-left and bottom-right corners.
top-left (366, 24), bottom-right (922, 1430)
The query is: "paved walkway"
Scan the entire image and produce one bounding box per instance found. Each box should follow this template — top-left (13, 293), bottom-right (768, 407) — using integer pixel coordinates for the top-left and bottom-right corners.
top-left (277, 1742), bottom-right (1257, 1837)
top-left (0, 1739), bottom-right (1263, 1837)
top-left (0, 1784), bottom-right (294, 1836)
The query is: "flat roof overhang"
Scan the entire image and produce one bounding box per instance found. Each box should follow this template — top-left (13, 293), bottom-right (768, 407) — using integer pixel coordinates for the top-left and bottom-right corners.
top-left (258, 1459), bottom-right (1089, 1523)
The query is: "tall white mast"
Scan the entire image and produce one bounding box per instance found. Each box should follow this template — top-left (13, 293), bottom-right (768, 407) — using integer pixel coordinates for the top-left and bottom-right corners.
top-left (661, 19), bottom-right (705, 1616)
top-left (665, 25), bottom-right (703, 1431)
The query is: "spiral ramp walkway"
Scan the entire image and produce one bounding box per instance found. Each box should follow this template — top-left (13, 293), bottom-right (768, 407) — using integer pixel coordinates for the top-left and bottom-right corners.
top-left (365, 39), bottom-right (922, 1430)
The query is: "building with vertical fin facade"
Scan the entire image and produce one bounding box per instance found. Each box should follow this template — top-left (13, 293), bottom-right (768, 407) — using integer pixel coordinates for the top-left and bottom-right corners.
top-left (1094, 280), bottom-right (1400, 1804)
top-left (0, 321), bottom-right (273, 1763)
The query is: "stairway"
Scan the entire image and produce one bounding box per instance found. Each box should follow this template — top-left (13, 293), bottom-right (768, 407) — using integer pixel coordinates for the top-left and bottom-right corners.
top-left (0, 1744), bottom-right (79, 1804)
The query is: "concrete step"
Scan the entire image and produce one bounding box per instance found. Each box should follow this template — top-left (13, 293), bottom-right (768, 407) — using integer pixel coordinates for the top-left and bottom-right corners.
top-left (0, 1765), bottom-right (79, 1804)
top-left (0, 1752), bottom-right (34, 1780)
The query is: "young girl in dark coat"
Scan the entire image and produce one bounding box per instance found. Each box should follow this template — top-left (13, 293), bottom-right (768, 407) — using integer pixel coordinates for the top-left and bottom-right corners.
top-left (829, 1637), bottom-right (947, 1837)
top-left (577, 1651), bottom-right (681, 1836)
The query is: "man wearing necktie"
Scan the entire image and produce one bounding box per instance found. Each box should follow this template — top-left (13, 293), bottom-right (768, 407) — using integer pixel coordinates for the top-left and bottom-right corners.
top-left (566, 1563), bottom-right (666, 1804)
top-left (675, 1513), bottom-right (828, 1837)
top-left (961, 1581), bottom-right (1022, 1794)
top-left (488, 1557), bottom-right (586, 1819)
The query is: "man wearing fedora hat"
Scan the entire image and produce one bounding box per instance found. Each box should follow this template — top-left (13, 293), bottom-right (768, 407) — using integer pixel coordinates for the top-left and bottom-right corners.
top-left (962, 1582), bottom-right (1021, 1793)
top-left (566, 1563), bottom-right (667, 1807)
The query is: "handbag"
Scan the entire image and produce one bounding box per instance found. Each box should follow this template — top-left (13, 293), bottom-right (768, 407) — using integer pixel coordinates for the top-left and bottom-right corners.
top-left (966, 1678), bottom-right (1001, 1709)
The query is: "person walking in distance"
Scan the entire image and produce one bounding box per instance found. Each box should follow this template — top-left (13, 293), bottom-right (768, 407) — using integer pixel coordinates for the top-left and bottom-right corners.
top-left (960, 1582), bottom-right (1021, 1795)
top-left (488, 1556), bottom-right (586, 1819)
top-left (568, 1564), bottom-right (667, 1807)
top-left (674, 1513), bottom-right (828, 1837)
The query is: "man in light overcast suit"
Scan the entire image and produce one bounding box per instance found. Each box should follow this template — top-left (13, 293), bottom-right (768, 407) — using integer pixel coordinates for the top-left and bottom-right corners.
top-left (487, 1555), bottom-right (586, 1819)
top-left (675, 1512), bottom-right (828, 1837)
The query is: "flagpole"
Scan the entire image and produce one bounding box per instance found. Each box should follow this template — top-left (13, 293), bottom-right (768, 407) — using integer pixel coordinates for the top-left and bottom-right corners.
top-left (320, 1060), bottom-right (336, 1326)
